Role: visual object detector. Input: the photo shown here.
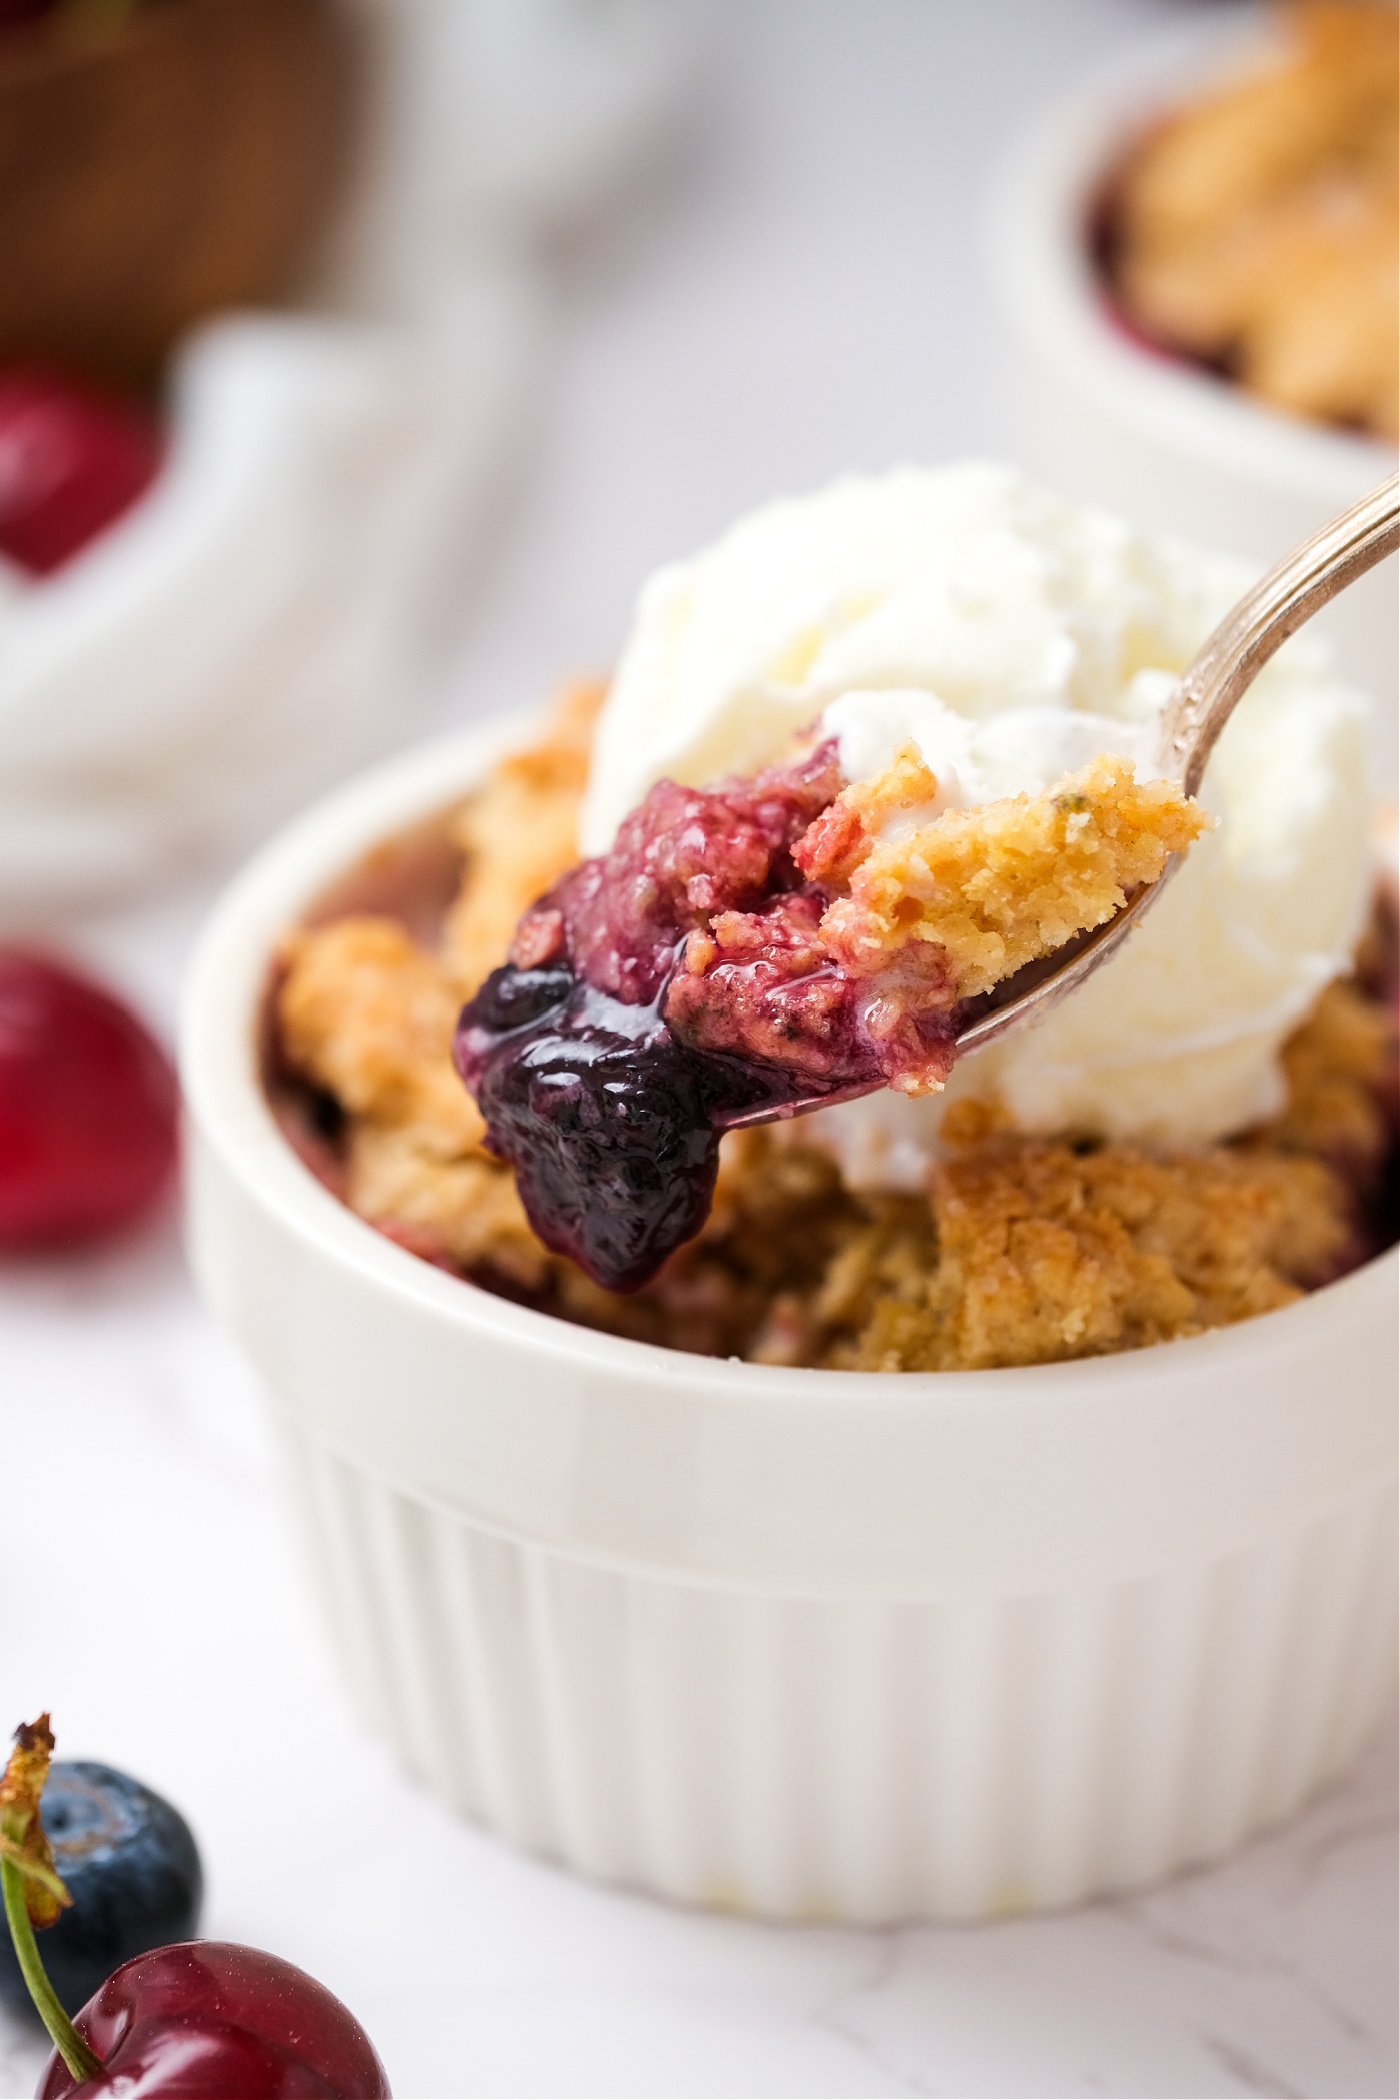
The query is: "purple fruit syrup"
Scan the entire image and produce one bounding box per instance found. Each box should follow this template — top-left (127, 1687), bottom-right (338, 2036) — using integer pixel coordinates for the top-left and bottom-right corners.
top-left (454, 742), bottom-right (957, 1290)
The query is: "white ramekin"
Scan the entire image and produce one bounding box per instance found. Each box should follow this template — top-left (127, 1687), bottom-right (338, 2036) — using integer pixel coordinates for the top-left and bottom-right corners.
top-left (181, 720), bottom-right (1399, 1924)
top-left (988, 17), bottom-right (1399, 772)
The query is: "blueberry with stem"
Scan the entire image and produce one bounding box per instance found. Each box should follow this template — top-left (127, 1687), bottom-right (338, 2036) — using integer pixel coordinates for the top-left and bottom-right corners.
top-left (0, 1758), bottom-right (202, 2018)
top-left (1, 1716), bottom-right (392, 2098)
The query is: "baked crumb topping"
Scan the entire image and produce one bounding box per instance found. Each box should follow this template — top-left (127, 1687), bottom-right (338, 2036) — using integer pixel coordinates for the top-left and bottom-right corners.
top-left (1106, 1), bottom-right (1399, 439)
top-left (831, 1141), bottom-right (1350, 1373)
top-left (441, 680), bottom-right (601, 993)
top-left (807, 748), bottom-right (1206, 1003)
top-left (271, 692), bottom-right (1396, 1372)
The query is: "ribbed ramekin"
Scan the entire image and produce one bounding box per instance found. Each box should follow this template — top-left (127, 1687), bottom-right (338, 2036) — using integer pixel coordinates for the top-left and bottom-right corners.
top-left (180, 721), bottom-right (1399, 1923)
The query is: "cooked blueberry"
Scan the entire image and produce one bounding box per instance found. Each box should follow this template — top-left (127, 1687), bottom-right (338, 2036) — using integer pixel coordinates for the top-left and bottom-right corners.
top-left (453, 739), bottom-right (898, 1291)
top-left (0, 1760), bottom-right (202, 2018)
top-left (456, 962), bottom-right (811, 1291)
top-left (468, 961), bottom-right (574, 1034)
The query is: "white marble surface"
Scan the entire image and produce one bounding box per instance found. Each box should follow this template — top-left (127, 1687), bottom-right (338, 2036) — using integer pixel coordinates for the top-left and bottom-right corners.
top-left (1, 4), bottom-right (1396, 2095)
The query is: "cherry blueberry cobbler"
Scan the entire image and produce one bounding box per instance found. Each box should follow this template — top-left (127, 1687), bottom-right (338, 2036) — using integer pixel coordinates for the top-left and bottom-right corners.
top-left (455, 729), bottom-right (1203, 1288)
top-left (270, 684), bottom-right (1398, 1370)
top-left (1096, 1), bottom-right (1398, 440)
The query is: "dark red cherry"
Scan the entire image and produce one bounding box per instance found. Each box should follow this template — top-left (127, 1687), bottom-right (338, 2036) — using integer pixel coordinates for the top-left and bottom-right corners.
top-left (0, 368), bottom-right (161, 576)
top-left (35, 1941), bottom-right (391, 2099)
top-left (0, 949), bottom-right (178, 1247)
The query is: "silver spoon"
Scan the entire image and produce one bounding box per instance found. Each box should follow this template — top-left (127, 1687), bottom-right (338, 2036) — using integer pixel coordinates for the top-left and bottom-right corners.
top-left (727, 472), bottom-right (1398, 1128)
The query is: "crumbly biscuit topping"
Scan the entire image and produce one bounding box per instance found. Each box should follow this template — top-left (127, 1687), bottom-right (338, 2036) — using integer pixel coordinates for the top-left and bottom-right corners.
top-left (1108, 1), bottom-right (1398, 439)
top-left (805, 750), bottom-right (1207, 1001)
top-left (272, 693), bottom-right (1395, 1372)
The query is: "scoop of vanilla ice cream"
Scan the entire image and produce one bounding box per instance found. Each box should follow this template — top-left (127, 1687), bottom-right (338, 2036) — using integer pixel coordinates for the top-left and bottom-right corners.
top-left (580, 463), bottom-right (1375, 1179)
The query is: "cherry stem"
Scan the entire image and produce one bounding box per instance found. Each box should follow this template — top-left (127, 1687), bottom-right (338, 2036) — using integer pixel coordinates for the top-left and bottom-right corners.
top-left (0, 1858), bottom-right (102, 2085)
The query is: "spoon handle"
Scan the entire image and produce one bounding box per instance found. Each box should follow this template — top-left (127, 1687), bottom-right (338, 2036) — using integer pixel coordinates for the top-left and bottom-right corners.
top-left (1160, 472), bottom-right (1400, 797)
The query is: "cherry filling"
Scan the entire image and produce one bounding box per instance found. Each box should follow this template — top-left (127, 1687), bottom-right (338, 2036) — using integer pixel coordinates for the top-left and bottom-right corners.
top-left (454, 741), bottom-right (960, 1291)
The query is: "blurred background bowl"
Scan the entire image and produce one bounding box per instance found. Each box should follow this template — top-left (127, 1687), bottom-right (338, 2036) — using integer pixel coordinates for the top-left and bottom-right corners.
top-left (0, 0), bottom-right (360, 388)
top-left (990, 14), bottom-right (1397, 775)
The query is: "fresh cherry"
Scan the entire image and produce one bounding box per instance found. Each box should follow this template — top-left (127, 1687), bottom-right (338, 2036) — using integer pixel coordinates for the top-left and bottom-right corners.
top-left (1, 1718), bottom-right (392, 2099)
top-left (0, 368), bottom-right (161, 577)
top-left (36, 1942), bottom-right (392, 2100)
top-left (0, 949), bottom-right (178, 1247)
top-left (0, 1763), bottom-right (202, 2018)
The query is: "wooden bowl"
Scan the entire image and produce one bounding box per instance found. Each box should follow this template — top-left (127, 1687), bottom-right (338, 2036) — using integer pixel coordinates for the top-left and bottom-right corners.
top-left (0, 0), bottom-right (360, 386)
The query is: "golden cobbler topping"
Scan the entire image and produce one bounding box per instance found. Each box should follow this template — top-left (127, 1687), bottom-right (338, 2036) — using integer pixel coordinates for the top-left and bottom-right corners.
top-left (1107, 1), bottom-right (1399, 439)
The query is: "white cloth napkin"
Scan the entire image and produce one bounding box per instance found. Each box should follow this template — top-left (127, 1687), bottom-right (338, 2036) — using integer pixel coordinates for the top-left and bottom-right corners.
top-left (0, 0), bottom-right (693, 918)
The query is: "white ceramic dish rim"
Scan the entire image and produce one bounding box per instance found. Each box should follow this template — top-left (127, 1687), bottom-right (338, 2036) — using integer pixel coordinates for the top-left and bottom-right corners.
top-left (986, 12), bottom-right (1397, 505)
top-left (181, 709), bottom-right (1398, 1418)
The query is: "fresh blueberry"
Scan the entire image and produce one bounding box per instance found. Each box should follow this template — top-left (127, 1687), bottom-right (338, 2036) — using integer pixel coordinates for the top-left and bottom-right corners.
top-left (0, 1761), bottom-right (202, 2018)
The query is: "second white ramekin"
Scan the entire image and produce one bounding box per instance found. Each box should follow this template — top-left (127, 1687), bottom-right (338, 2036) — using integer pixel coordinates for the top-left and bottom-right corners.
top-left (988, 17), bottom-right (1399, 774)
top-left (181, 721), bottom-right (1399, 1923)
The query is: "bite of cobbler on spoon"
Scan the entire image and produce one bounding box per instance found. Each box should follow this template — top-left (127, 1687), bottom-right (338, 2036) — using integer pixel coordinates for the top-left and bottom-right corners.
top-left (455, 474), bottom-right (1396, 1292)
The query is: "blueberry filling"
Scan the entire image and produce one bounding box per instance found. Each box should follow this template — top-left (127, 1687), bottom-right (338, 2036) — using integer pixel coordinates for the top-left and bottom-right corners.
top-left (454, 742), bottom-right (959, 1291)
top-left (459, 963), bottom-right (804, 1292)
